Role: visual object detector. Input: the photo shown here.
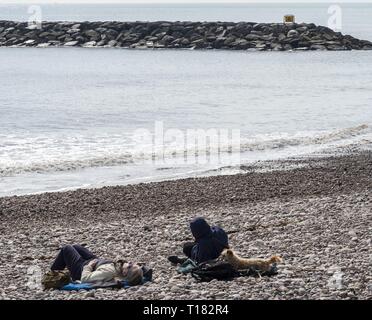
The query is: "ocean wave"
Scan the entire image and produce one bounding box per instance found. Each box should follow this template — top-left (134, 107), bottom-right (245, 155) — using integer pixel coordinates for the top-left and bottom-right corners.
top-left (0, 124), bottom-right (370, 177)
top-left (240, 124), bottom-right (370, 152)
top-left (0, 153), bottom-right (135, 177)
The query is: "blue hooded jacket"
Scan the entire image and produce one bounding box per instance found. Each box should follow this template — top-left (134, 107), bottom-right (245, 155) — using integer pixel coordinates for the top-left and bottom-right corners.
top-left (190, 217), bottom-right (229, 263)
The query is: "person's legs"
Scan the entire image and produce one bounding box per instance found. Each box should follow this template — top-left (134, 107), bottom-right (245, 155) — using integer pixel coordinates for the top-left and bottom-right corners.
top-left (141, 265), bottom-right (153, 281)
top-left (183, 242), bottom-right (196, 258)
top-left (168, 242), bottom-right (197, 265)
top-left (51, 249), bottom-right (65, 271)
top-left (72, 245), bottom-right (97, 261)
top-left (51, 245), bottom-right (86, 281)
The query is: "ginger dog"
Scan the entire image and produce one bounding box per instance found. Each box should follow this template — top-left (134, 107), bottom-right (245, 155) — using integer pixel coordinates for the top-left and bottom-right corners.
top-left (220, 249), bottom-right (282, 272)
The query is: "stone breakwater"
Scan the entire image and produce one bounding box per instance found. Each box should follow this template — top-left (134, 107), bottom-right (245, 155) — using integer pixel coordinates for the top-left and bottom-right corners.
top-left (1, 20), bottom-right (372, 51)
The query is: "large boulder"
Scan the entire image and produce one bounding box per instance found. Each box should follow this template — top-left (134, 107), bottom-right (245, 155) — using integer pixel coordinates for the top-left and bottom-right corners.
top-left (287, 29), bottom-right (300, 38)
top-left (84, 29), bottom-right (100, 40)
top-left (64, 40), bottom-right (79, 47)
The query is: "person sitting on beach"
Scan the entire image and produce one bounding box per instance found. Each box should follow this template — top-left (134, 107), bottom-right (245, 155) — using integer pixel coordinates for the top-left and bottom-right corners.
top-left (169, 217), bottom-right (229, 264)
top-left (50, 244), bottom-right (150, 286)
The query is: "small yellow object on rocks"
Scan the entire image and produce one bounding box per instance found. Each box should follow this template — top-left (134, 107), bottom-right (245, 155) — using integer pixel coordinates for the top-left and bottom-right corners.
top-left (284, 15), bottom-right (295, 24)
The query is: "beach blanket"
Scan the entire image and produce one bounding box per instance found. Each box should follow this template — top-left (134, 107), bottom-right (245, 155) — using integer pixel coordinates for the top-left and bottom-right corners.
top-left (61, 276), bottom-right (152, 291)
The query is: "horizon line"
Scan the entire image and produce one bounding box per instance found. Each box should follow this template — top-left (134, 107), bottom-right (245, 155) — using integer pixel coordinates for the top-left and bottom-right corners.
top-left (2, 1), bottom-right (372, 5)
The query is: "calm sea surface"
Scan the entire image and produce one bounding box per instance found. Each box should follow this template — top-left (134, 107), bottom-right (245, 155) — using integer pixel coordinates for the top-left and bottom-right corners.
top-left (0, 4), bottom-right (371, 196)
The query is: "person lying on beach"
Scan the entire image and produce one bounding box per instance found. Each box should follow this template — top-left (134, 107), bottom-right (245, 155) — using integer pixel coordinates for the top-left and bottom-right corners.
top-left (50, 244), bottom-right (150, 286)
top-left (168, 217), bottom-right (229, 264)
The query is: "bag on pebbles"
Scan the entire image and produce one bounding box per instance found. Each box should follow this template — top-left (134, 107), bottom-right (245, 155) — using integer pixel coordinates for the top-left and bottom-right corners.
top-left (190, 260), bottom-right (279, 282)
top-left (191, 261), bottom-right (240, 282)
top-left (41, 270), bottom-right (72, 290)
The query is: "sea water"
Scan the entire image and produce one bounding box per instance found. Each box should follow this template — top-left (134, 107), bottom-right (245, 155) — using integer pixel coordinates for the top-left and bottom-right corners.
top-left (0, 3), bottom-right (371, 196)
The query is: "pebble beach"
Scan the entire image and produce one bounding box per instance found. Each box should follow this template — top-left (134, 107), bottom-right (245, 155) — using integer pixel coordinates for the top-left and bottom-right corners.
top-left (0, 151), bottom-right (370, 300)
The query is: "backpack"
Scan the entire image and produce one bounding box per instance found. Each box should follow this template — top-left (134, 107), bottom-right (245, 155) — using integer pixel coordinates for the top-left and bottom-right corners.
top-left (41, 270), bottom-right (72, 290)
top-left (190, 260), bottom-right (279, 282)
top-left (190, 260), bottom-right (240, 282)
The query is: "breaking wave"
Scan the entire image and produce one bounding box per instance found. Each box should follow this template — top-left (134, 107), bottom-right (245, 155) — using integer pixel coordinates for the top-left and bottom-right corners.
top-left (240, 124), bottom-right (370, 152)
top-left (0, 124), bottom-right (370, 177)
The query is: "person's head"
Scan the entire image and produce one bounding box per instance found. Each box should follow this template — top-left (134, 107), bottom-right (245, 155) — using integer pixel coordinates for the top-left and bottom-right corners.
top-left (190, 217), bottom-right (212, 240)
top-left (119, 261), bottom-right (144, 286)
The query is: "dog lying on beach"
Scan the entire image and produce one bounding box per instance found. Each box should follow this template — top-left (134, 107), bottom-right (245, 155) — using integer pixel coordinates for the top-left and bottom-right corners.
top-left (219, 249), bottom-right (282, 272)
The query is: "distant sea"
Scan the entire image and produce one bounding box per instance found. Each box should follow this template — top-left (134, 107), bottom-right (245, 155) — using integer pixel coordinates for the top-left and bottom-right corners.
top-left (0, 3), bottom-right (371, 196)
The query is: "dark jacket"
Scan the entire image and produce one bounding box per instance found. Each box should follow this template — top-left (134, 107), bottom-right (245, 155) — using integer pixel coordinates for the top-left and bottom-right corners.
top-left (190, 217), bottom-right (229, 263)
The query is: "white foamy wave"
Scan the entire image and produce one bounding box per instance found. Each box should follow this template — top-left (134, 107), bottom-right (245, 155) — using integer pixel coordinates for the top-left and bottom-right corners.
top-left (240, 124), bottom-right (371, 152)
top-left (0, 152), bottom-right (135, 177)
top-left (0, 124), bottom-right (370, 177)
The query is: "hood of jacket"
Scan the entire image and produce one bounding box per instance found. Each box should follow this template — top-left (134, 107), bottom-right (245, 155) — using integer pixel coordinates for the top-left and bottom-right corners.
top-left (190, 217), bottom-right (213, 240)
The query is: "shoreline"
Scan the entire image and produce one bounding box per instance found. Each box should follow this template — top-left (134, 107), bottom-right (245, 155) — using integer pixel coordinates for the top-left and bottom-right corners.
top-left (1, 145), bottom-right (369, 199)
top-left (1, 151), bottom-right (370, 206)
top-left (1, 21), bottom-right (372, 51)
top-left (0, 151), bottom-right (371, 299)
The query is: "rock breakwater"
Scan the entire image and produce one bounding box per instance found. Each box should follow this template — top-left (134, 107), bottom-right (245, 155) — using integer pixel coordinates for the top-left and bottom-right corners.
top-left (1, 20), bottom-right (372, 51)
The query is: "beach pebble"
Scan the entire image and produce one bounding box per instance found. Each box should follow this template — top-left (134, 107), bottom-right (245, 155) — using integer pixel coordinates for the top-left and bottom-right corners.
top-left (0, 153), bottom-right (370, 299)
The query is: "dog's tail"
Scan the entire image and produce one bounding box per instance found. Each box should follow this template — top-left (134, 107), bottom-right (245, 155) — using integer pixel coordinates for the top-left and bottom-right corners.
top-left (268, 255), bottom-right (282, 264)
